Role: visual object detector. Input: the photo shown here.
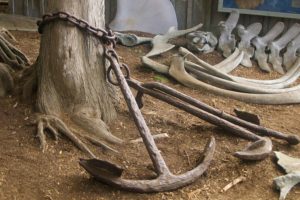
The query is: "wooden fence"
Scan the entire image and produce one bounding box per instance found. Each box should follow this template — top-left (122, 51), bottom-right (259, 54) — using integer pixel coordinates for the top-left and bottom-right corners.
top-left (105, 0), bottom-right (299, 35)
top-left (7, 0), bottom-right (299, 35)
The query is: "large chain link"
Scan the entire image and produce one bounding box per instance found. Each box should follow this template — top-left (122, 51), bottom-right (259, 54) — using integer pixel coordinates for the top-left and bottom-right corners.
top-left (37, 11), bottom-right (130, 84)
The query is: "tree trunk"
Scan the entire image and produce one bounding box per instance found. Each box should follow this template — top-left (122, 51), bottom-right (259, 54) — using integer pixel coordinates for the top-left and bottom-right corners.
top-left (36, 0), bottom-right (121, 144)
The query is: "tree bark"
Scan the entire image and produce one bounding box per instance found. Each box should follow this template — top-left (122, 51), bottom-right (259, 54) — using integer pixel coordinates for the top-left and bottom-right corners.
top-left (36, 0), bottom-right (121, 144)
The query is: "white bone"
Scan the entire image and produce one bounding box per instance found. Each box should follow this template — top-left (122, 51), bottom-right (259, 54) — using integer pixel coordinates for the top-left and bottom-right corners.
top-left (186, 49), bottom-right (244, 74)
top-left (109, 0), bottom-right (178, 34)
top-left (275, 152), bottom-right (300, 174)
top-left (186, 31), bottom-right (218, 54)
top-left (168, 55), bottom-right (300, 104)
top-left (185, 63), bottom-right (300, 94)
top-left (231, 60), bottom-right (300, 86)
top-left (283, 34), bottom-right (300, 70)
top-left (274, 152), bottom-right (300, 200)
top-left (142, 48), bottom-right (242, 75)
top-left (252, 22), bottom-right (285, 72)
top-left (142, 50), bottom-right (300, 104)
top-left (274, 173), bottom-right (300, 200)
top-left (146, 24), bottom-right (203, 57)
top-left (214, 48), bottom-right (242, 73)
top-left (218, 10), bottom-right (239, 57)
top-left (141, 56), bottom-right (169, 74)
top-left (237, 23), bottom-right (262, 67)
top-left (180, 47), bottom-right (300, 89)
top-left (268, 23), bottom-right (300, 74)
top-left (184, 53), bottom-right (300, 91)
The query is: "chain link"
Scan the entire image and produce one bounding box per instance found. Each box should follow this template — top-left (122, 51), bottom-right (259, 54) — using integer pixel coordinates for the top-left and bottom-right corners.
top-left (37, 12), bottom-right (129, 84)
top-left (38, 12), bottom-right (116, 47)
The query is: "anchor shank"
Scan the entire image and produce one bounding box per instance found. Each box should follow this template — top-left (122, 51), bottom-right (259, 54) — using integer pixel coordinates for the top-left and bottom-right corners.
top-left (109, 55), bottom-right (170, 176)
top-left (141, 82), bottom-right (299, 145)
top-left (128, 80), bottom-right (260, 142)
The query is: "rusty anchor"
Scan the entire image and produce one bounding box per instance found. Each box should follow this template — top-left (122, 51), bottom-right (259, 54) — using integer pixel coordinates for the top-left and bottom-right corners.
top-left (79, 47), bottom-right (300, 192)
top-left (79, 47), bottom-right (216, 192)
top-left (80, 50), bottom-right (299, 191)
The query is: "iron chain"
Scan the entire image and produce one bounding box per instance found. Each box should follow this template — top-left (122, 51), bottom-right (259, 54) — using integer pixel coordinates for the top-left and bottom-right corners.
top-left (37, 11), bottom-right (130, 84)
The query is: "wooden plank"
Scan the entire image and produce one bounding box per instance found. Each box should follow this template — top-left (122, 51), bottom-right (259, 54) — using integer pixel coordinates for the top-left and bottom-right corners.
top-left (202, 0), bottom-right (212, 31)
top-left (39, 0), bottom-right (45, 16)
top-left (192, 0), bottom-right (204, 27)
top-left (105, 0), bottom-right (110, 23)
top-left (23, 0), bottom-right (29, 16)
top-left (110, 0), bottom-right (117, 22)
top-left (175, 0), bottom-right (187, 29)
top-left (8, 0), bottom-right (15, 14)
top-left (209, 0), bottom-right (226, 33)
top-left (186, 0), bottom-right (193, 28)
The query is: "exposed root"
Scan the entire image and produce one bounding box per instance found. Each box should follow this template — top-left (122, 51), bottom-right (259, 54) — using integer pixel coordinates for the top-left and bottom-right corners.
top-left (22, 62), bottom-right (37, 101)
top-left (71, 106), bottom-right (123, 144)
top-left (83, 135), bottom-right (119, 153)
top-left (0, 27), bottom-right (17, 44)
top-left (0, 62), bottom-right (14, 97)
top-left (36, 114), bottom-right (96, 158)
top-left (0, 34), bottom-right (30, 70)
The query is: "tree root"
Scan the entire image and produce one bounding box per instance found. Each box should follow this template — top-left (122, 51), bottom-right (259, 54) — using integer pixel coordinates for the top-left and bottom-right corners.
top-left (0, 62), bottom-right (14, 97)
top-left (83, 135), bottom-right (119, 153)
top-left (21, 62), bottom-right (37, 101)
top-left (0, 34), bottom-right (30, 70)
top-left (0, 27), bottom-right (17, 44)
top-left (36, 114), bottom-right (96, 158)
top-left (71, 106), bottom-right (123, 144)
top-left (0, 29), bottom-right (31, 97)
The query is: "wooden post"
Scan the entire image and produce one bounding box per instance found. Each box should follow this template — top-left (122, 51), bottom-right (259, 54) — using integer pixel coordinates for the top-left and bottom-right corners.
top-left (187, 0), bottom-right (193, 28)
top-left (23, 0), bottom-right (29, 16)
top-left (40, 0), bottom-right (45, 16)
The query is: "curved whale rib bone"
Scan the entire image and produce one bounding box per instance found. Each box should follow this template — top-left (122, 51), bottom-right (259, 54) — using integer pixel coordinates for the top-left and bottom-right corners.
top-left (179, 47), bottom-right (297, 89)
top-left (141, 56), bottom-right (170, 74)
top-left (237, 23), bottom-right (262, 67)
top-left (188, 56), bottom-right (300, 89)
top-left (185, 64), bottom-right (300, 94)
top-left (142, 50), bottom-right (300, 104)
top-left (268, 23), bottom-right (300, 74)
top-left (283, 33), bottom-right (300, 70)
top-left (253, 22), bottom-right (285, 72)
top-left (182, 48), bottom-right (300, 89)
top-left (169, 55), bottom-right (300, 104)
top-left (215, 48), bottom-right (244, 73)
top-left (218, 10), bottom-right (240, 57)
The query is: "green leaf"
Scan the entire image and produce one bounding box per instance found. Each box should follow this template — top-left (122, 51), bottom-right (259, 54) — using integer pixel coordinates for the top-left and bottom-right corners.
top-left (153, 75), bottom-right (169, 83)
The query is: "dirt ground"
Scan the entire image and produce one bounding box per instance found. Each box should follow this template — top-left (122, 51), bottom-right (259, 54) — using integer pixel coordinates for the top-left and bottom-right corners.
top-left (0, 31), bottom-right (300, 200)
